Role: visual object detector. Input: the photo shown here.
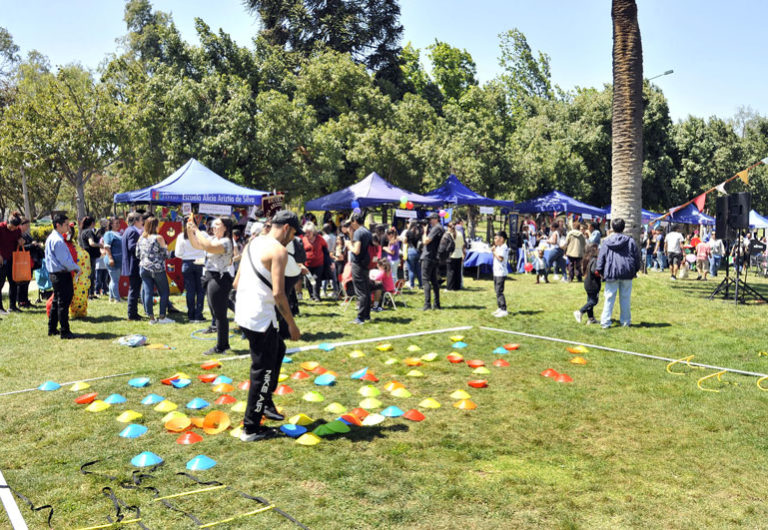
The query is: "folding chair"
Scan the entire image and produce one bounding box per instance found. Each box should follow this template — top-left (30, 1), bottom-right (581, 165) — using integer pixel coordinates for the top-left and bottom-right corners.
top-left (381, 279), bottom-right (405, 310)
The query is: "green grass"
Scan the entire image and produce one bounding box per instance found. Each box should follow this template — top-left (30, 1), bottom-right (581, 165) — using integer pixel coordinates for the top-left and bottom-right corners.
top-left (3, 271), bottom-right (768, 529)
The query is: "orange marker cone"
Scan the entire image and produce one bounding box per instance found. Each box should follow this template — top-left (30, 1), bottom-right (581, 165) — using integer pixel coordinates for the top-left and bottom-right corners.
top-left (453, 399), bottom-right (477, 410)
top-left (403, 409), bottom-right (426, 422)
top-left (467, 380), bottom-right (488, 388)
top-left (555, 373), bottom-right (573, 383)
top-left (467, 360), bottom-right (485, 368)
top-left (202, 411), bottom-right (231, 434)
top-left (493, 359), bottom-right (510, 367)
top-left (570, 356), bottom-right (587, 365)
top-left (540, 369), bottom-right (559, 378)
top-left (274, 384), bottom-right (294, 395)
top-left (504, 343), bottom-right (520, 351)
top-left (291, 371), bottom-right (310, 380)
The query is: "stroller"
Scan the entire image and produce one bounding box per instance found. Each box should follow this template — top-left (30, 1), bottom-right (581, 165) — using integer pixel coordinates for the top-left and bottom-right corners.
top-left (35, 258), bottom-right (54, 303)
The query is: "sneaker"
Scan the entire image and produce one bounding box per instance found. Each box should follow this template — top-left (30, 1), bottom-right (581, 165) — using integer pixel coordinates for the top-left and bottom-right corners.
top-left (492, 308), bottom-right (501, 317)
top-left (203, 347), bottom-right (229, 356)
top-left (240, 427), bottom-right (281, 442)
top-left (128, 315), bottom-right (143, 321)
top-left (373, 306), bottom-right (384, 312)
top-left (202, 326), bottom-right (217, 334)
top-left (148, 318), bottom-right (158, 325)
top-left (350, 318), bottom-right (365, 325)
top-left (560, 277), bottom-right (569, 283)
top-left (670, 275), bottom-right (677, 281)
top-left (155, 317), bottom-right (175, 324)
top-left (587, 318), bottom-right (598, 325)
top-left (263, 406), bottom-right (285, 421)
top-left (494, 310), bottom-right (509, 318)
top-left (0, 309), bottom-right (8, 316)
top-left (553, 274), bottom-right (560, 281)
top-left (573, 310), bottom-right (583, 324)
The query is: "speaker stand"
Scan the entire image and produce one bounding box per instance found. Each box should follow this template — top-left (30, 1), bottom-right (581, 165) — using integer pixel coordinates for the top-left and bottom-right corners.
top-left (708, 230), bottom-right (768, 305)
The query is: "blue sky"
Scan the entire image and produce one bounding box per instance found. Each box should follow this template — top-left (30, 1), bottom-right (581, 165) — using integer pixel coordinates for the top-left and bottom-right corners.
top-left (2, 0), bottom-right (765, 122)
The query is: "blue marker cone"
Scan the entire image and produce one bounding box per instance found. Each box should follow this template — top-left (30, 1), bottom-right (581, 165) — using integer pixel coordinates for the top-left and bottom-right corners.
top-left (38, 381), bottom-right (60, 391)
top-left (283, 356), bottom-right (293, 363)
top-left (280, 424), bottom-right (307, 438)
top-left (186, 398), bottom-right (210, 410)
top-left (131, 451), bottom-right (163, 467)
top-left (350, 367), bottom-right (368, 380)
top-left (128, 377), bottom-right (151, 388)
top-left (119, 424), bottom-right (148, 439)
top-left (452, 341), bottom-right (468, 349)
top-left (186, 455), bottom-right (216, 471)
top-left (141, 393), bottom-right (164, 405)
top-left (318, 342), bottom-right (335, 351)
top-left (171, 378), bottom-right (191, 389)
top-left (104, 394), bottom-right (127, 405)
top-left (212, 376), bottom-right (233, 385)
top-left (380, 406), bottom-right (405, 418)
top-left (314, 373), bottom-right (336, 386)
top-left (493, 347), bottom-right (508, 355)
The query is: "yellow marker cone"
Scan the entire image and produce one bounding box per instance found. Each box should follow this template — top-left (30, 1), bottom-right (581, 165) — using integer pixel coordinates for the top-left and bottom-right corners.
top-left (289, 413), bottom-right (314, 426)
top-left (390, 387), bottom-right (412, 398)
top-left (85, 400), bottom-right (110, 412)
top-left (421, 352), bottom-right (438, 362)
top-left (162, 411), bottom-right (187, 423)
top-left (570, 356), bottom-right (588, 365)
top-left (384, 381), bottom-right (404, 392)
top-left (302, 391), bottom-right (325, 403)
top-left (472, 367), bottom-right (491, 375)
top-left (407, 345), bottom-right (422, 352)
top-left (115, 410), bottom-right (143, 423)
top-left (324, 402), bottom-right (347, 414)
top-left (278, 373), bottom-right (289, 382)
top-left (362, 413), bottom-right (386, 426)
top-left (358, 385), bottom-right (381, 397)
top-left (450, 390), bottom-right (471, 400)
top-left (69, 382), bottom-right (90, 392)
top-left (450, 335), bottom-right (465, 342)
top-left (154, 400), bottom-right (178, 412)
top-left (230, 425), bottom-right (243, 438)
top-left (296, 433), bottom-right (322, 446)
top-left (454, 399), bottom-right (478, 410)
top-left (230, 400), bottom-right (247, 412)
top-left (419, 398), bottom-right (441, 409)
top-left (566, 346), bottom-right (589, 354)
top-left (349, 350), bottom-right (366, 358)
top-left (359, 397), bottom-right (383, 409)
top-left (376, 343), bottom-right (393, 351)
top-left (301, 361), bottom-right (319, 371)
top-left (384, 357), bottom-right (399, 365)
top-left (406, 370), bottom-right (424, 378)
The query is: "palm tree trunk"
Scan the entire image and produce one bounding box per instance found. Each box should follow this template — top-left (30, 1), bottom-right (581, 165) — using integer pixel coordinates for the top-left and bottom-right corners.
top-left (611, 0), bottom-right (643, 243)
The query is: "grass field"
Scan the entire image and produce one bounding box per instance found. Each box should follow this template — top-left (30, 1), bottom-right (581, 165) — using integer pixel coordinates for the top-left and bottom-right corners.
top-left (2, 269), bottom-right (768, 529)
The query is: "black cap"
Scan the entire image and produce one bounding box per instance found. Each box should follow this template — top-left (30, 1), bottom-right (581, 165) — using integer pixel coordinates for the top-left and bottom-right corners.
top-left (428, 212), bottom-right (440, 220)
top-left (272, 210), bottom-right (303, 235)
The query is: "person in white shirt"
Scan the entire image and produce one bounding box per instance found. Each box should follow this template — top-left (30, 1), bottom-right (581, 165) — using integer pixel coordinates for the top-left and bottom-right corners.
top-left (707, 230), bottom-right (725, 277)
top-left (175, 224), bottom-right (207, 322)
top-left (491, 230), bottom-right (509, 317)
top-left (664, 225), bottom-right (685, 280)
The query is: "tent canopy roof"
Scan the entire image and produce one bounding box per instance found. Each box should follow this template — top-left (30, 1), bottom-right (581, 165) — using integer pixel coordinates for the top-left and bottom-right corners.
top-left (515, 190), bottom-right (606, 217)
top-left (749, 209), bottom-right (768, 229)
top-left (114, 158), bottom-right (268, 205)
top-left (424, 174), bottom-right (515, 208)
top-left (305, 172), bottom-right (443, 211)
top-left (668, 203), bottom-right (715, 226)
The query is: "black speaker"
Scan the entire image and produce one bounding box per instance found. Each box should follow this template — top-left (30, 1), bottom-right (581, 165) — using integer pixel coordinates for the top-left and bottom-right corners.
top-left (728, 192), bottom-right (751, 229)
top-left (715, 195), bottom-right (729, 236)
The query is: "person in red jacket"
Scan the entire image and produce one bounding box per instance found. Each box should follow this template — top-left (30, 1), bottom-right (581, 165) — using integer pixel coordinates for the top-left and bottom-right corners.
top-left (301, 222), bottom-right (327, 301)
top-left (0, 213), bottom-right (25, 314)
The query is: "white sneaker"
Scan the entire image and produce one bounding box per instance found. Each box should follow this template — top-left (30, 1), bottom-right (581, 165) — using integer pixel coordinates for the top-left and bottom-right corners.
top-left (573, 310), bottom-right (582, 324)
top-left (148, 318), bottom-right (158, 325)
top-left (494, 310), bottom-right (509, 318)
top-left (553, 274), bottom-right (560, 281)
top-left (155, 317), bottom-right (174, 324)
top-left (492, 308), bottom-right (501, 316)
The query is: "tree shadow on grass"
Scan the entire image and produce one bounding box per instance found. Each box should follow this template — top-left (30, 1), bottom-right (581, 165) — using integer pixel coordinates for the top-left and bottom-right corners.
top-left (301, 331), bottom-right (345, 342)
top-left (373, 316), bottom-right (413, 325)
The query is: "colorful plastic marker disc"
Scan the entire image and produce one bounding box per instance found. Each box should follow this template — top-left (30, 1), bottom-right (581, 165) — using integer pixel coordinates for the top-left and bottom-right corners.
top-left (390, 387), bottom-right (412, 398)
top-left (186, 455), bottom-right (216, 471)
top-left (360, 372), bottom-right (379, 383)
top-left (312, 424), bottom-right (334, 437)
top-left (339, 414), bottom-right (363, 426)
top-left (119, 424), bottom-right (147, 439)
top-left (555, 373), bottom-right (573, 383)
top-left (282, 356), bottom-right (293, 363)
top-left (540, 369), bottom-right (559, 378)
top-left (38, 381), bottom-right (60, 391)
top-left (380, 406), bottom-right (404, 418)
top-left (75, 392), bottom-right (98, 405)
top-left (230, 426), bottom-right (243, 438)
top-left (349, 350), bottom-right (365, 358)
top-left (288, 413), bottom-right (314, 426)
top-left (358, 385), bottom-right (380, 397)
top-left (403, 409), bottom-right (425, 422)
top-left (165, 416), bottom-right (192, 432)
top-left (567, 346), bottom-right (588, 354)
top-left (418, 398), bottom-right (441, 409)
top-left (362, 413), bottom-right (386, 426)
top-left (493, 359), bottom-right (510, 367)
top-left (450, 335), bottom-right (465, 342)
top-left (350, 368), bottom-right (368, 380)
top-left (326, 420), bottom-right (351, 434)
top-left (186, 398), bottom-right (211, 410)
top-left (69, 382), bottom-right (91, 391)
top-left (421, 353), bottom-right (438, 362)
top-left (131, 451), bottom-right (163, 467)
top-left (202, 411), bottom-right (231, 434)
top-left (274, 384), bottom-right (294, 395)
top-left (177, 432), bottom-right (203, 445)
top-left (450, 390), bottom-right (471, 400)
top-left (213, 395), bottom-right (236, 405)
top-left (384, 381), bottom-right (404, 392)
top-left (447, 354), bottom-right (464, 363)
top-left (493, 347), bottom-right (508, 355)
top-left (210, 375), bottom-right (231, 385)
top-left (278, 373), bottom-right (289, 382)
top-left (376, 343), bottom-right (393, 352)
top-left (384, 358), bottom-right (399, 365)
top-left (359, 397), bottom-right (382, 409)
top-left (406, 370), bottom-right (424, 378)
top-left (453, 399), bottom-right (478, 410)
top-left (200, 360), bottom-right (221, 370)
top-left (318, 342), bottom-right (335, 351)
top-left (570, 357), bottom-right (588, 365)
top-left (141, 393), bottom-right (164, 405)
top-left (504, 343), bottom-right (520, 351)
top-left (128, 377), bottom-right (150, 388)
top-left (404, 357), bottom-right (422, 367)
top-left (324, 402), bottom-right (347, 414)
top-left (116, 410), bottom-right (143, 423)
top-left (280, 424), bottom-right (307, 438)
top-left (154, 400), bottom-right (178, 412)
top-left (300, 361), bottom-right (319, 371)
top-left (291, 371), bottom-right (310, 380)
top-left (162, 411), bottom-right (187, 423)
top-left (302, 391), bottom-right (325, 403)
top-left (86, 400), bottom-right (110, 412)
top-left (452, 342), bottom-right (468, 349)
top-left (104, 394), bottom-right (127, 405)
top-left (230, 401), bottom-right (247, 413)
top-left (190, 416), bottom-right (205, 429)
top-left (467, 360), bottom-right (485, 368)
top-left (407, 345), bottom-right (422, 352)
top-left (212, 383), bottom-right (235, 393)
top-left (473, 367), bottom-right (491, 375)
top-left (468, 380), bottom-right (488, 388)
top-left (314, 374), bottom-right (336, 386)
top-left (198, 374), bottom-right (217, 383)
top-left (349, 408), bottom-right (369, 420)
top-left (171, 378), bottom-right (191, 389)
top-left (296, 433), bottom-right (322, 446)
top-left (311, 366), bottom-right (328, 375)
top-left (237, 380), bottom-right (250, 391)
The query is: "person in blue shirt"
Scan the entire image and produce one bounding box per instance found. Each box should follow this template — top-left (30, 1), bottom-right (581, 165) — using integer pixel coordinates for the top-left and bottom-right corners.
top-left (45, 213), bottom-right (81, 338)
top-left (121, 212), bottom-right (145, 320)
top-left (102, 217), bottom-right (123, 302)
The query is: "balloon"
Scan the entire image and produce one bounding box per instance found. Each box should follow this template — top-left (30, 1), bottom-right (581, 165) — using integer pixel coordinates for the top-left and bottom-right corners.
top-left (406, 201), bottom-right (414, 210)
top-left (351, 200), bottom-right (360, 209)
top-left (438, 210), bottom-right (446, 218)
top-left (353, 207), bottom-right (362, 215)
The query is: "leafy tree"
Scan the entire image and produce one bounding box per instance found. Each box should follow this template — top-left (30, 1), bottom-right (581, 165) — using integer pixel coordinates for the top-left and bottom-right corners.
top-left (426, 40), bottom-right (477, 102)
top-left (498, 28), bottom-right (552, 117)
top-left (399, 42), bottom-right (442, 111)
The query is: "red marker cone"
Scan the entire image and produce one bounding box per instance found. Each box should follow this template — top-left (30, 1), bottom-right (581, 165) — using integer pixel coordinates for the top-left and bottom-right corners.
top-left (198, 374), bottom-right (216, 383)
top-left (214, 394), bottom-right (237, 405)
top-left (541, 369), bottom-right (559, 378)
top-left (349, 407), bottom-right (369, 420)
top-left (468, 380), bottom-right (488, 388)
top-left (75, 392), bottom-right (98, 404)
top-left (176, 432), bottom-right (203, 445)
top-left (402, 409), bottom-right (426, 422)
top-left (360, 372), bottom-right (379, 382)
top-left (274, 384), bottom-right (294, 395)
top-left (504, 343), bottom-right (520, 351)
top-left (237, 380), bottom-right (250, 391)
top-left (555, 373), bottom-right (573, 383)
top-left (467, 360), bottom-right (485, 368)
top-left (493, 359), bottom-right (510, 367)
top-left (291, 371), bottom-right (310, 380)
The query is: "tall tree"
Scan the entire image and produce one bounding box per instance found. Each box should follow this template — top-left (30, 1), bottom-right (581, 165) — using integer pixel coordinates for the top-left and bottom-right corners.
top-left (426, 40), bottom-right (477, 102)
top-left (497, 28), bottom-right (552, 117)
top-left (610, 0), bottom-right (643, 242)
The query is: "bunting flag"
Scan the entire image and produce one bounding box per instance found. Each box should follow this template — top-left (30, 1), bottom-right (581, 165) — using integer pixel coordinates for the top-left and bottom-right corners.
top-left (715, 182), bottom-right (728, 195)
top-left (737, 169), bottom-right (749, 185)
top-left (692, 192), bottom-right (707, 212)
top-left (762, 157), bottom-right (768, 165)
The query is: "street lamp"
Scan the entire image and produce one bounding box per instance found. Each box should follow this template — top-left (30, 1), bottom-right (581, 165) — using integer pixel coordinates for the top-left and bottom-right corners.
top-left (648, 69), bottom-right (674, 81)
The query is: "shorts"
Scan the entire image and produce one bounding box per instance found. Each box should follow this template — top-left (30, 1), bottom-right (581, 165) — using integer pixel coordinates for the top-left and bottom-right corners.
top-left (668, 253), bottom-right (683, 267)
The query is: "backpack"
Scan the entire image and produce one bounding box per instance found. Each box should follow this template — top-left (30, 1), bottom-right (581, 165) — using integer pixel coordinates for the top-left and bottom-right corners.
top-left (438, 232), bottom-right (455, 264)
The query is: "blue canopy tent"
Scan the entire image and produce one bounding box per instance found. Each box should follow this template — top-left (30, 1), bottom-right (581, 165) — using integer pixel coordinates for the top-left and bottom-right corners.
top-left (114, 158), bottom-right (268, 205)
top-left (515, 190), bottom-right (607, 217)
top-left (749, 210), bottom-right (768, 229)
top-left (667, 203), bottom-right (715, 226)
top-left (424, 174), bottom-right (516, 208)
top-left (304, 172), bottom-right (443, 210)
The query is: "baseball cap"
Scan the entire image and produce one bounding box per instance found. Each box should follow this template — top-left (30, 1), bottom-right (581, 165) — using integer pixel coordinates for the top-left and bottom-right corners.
top-left (271, 210), bottom-right (303, 235)
top-left (428, 212), bottom-right (440, 220)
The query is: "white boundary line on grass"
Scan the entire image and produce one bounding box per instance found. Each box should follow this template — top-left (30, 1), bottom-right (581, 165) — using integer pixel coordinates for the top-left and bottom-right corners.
top-left (481, 326), bottom-right (768, 378)
top-left (0, 326), bottom-right (474, 397)
top-left (0, 469), bottom-right (28, 530)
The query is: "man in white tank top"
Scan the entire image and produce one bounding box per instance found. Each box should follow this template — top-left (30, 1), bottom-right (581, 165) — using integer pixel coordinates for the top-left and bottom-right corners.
top-left (234, 210), bottom-right (303, 441)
